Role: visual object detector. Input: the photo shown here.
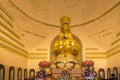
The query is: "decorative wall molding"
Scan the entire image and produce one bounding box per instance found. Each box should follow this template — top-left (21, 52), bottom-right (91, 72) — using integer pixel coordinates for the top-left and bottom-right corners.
top-left (28, 53), bottom-right (48, 59)
top-left (107, 45), bottom-right (120, 53)
top-left (107, 45), bottom-right (120, 57)
top-left (29, 53), bottom-right (47, 55)
top-left (111, 37), bottom-right (120, 46)
top-left (0, 28), bottom-right (24, 47)
top-left (86, 52), bottom-right (106, 54)
top-left (0, 13), bottom-right (13, 28)
top-left (85, 44), bottom-right (120, 59)
top-left (0, 22), bottom-right (20, 39)
top-left (0, 42), bottom-right (27, 58)
top-left (86, 56), bottom-right (106, 59)
top-left (0, 34), bottom-right (47, 59)
top-left (85, 52), bottom-right (106, 59)
top-left (0, 41), bottom-right (48, 59)
top-left (0, 35), bottom-right (27, 54)
top-left (0, 7), bottom-right (13, 21)
top-left (28, 57), bottom-right (47, 59)
top-left (85, 48), bottom-right (98, 50)
top-left (36, 48), bottom-right (47, 51)
top-left (107, 49), bottom-right (120, 57)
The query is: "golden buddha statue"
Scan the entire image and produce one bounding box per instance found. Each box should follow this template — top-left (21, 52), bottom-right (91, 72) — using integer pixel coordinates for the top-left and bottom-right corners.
top-left (51, 16), bottom-right (81, 69)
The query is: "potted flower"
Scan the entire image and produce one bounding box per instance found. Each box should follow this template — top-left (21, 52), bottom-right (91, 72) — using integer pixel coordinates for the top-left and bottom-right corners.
top-left (82, 60), bottom-right (96, 80)
top-left (38, 61), bottom-right (51, 68)
top-left (36, 61), bottom-right (51, 80)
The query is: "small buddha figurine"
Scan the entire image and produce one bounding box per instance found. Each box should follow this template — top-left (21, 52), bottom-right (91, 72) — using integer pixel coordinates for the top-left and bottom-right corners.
top-left (60, 70), bottom-right (71, 80)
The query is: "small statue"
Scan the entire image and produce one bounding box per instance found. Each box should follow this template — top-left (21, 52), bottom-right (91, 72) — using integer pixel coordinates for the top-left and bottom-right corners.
top-left (60, 70), bottom-right (71, 80)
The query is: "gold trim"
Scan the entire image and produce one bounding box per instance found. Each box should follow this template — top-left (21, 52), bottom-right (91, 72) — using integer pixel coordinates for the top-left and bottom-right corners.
top-left (36, 48), bottom-right (47, 51)
top-left (86, 54), bottom-right (106, 57)
top-left (85, 52), bottom-right (106, 54)
top-left (28, 53), bottom-right (48, 59)
top-left (0, 35), bottom-right (27, 54)
top-left (0, 42), bottom-right (27, 58)
top-left (85, 45), bottom-right (120, 58)
top-left (86, 57), bottom-right (106, 59)
top-left (0, 14), bottom-right (13, 28)
top-left (0, 22), bottom-right (20, 39)
top-left (28, 57), bottom-right (47, 59)
top-left (29, 53), bottom-right (47, 55)
top-left (85, 48), bottom-right (98, 50)
top-left (85, 52), bottom-right (107, 59)
top-left (0, 28), bottom-right (24, 47)
top-left (106, 44), bottom-right (120, 57)
top-left (0, 7), bottom-right (13, 21)
top-left (107, 45), bottom-right (120, 53)
top-left (107, 49), bottom-right (120, 57)
top-left (111, 37), bottom-right (120, 46)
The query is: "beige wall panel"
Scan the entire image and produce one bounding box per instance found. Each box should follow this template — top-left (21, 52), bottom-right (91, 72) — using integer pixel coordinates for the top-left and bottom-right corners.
top-left (107, 52), bottom-right (120, 71)
top-left (0, 48), bottom-right (28, 68)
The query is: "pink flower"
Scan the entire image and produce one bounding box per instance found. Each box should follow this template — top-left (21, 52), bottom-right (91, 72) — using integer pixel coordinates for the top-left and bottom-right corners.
top-left (82, 60), bottom-right (94, 67)
top-left (38, 61), bottom-right (51, 67)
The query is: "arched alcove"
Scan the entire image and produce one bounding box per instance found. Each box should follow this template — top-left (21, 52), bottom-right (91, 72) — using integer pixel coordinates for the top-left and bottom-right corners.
top-left (98, 68), bottom-right (105, 80)
top-left (29, 69), bottom-right (35, 79)
top-left (9, 66), bottom-right (15, 80)
top-left (113, 67), bottom-right (118, 79)
top-left (0, 64), bottom-right (5, 80)
top-left (24, 69), bottom-right (27, 80)
top-left (17, 68), bottom-right (22, 80)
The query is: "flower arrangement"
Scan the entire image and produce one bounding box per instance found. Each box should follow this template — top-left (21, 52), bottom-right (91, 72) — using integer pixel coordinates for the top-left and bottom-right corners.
top-left (36, 61), bottom-right (51, 80)
top-left (82, 60), bottom-right (96, 80)
top-left (38, 61), bottom-right (51, 68)
top-left (82, 60), bottom-right (94, 67)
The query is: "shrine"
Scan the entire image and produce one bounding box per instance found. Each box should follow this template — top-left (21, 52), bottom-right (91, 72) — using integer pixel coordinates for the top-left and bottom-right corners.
top-left (1, 0), bottom-right (120, 80)
top-left (36, 16), bottom-right (96, 80)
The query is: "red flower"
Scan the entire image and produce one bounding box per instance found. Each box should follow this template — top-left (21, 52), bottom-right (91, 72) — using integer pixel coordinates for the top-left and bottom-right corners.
top-left (82, 60), bottom-right (94, 67)
top-left (38, 61), bottom-right (51, 67)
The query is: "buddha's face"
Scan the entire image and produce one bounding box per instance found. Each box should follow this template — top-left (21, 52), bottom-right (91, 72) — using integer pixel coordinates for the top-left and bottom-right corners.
top-left (53, 53), bottom-right (79, 69)
top-left (55, 61), bottom-right (75, 69)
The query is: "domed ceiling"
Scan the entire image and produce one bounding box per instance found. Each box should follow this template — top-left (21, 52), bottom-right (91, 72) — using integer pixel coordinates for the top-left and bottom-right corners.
top-left (0, 0), bottom-right (120, 52)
